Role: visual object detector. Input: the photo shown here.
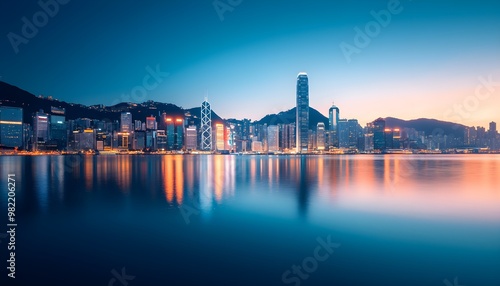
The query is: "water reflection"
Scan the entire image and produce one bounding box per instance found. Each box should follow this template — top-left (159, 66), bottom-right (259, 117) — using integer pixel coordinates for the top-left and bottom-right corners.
top-left (3, 155), bottom-right (500, 222)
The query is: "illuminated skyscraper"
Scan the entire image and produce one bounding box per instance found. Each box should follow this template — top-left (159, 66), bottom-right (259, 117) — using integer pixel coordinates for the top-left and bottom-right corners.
top-left (146, 116), bottom-right (156, 130)
top-left (201, 98), bottom-right (212, 151)
top-left (373, 118), bottom-right (386, 151)
top-left (316, 122), bottom-right (325, 151)
top-left (120, 112), bottom-right (132, 132)
top-left (296, 72), bottom-right (309, 153)
top-left (215, 123), bottom-right (225, 151)
top-left (0, 106), bottom-right (23, 148)
top-left (185, 125), bottom-right (197, 150)
top-left (165, 118), bottom-right (184, 150)
top-left (50, 115), bottom-right (67, 150)
top-left (328, 103), bottom-right (340, 148)
top-left (33, 110), bottom-right (49, 151)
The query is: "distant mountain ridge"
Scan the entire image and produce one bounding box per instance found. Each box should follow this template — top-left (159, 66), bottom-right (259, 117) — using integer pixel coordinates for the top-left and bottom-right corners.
top-left (0, 81), bottom-right (468, 137)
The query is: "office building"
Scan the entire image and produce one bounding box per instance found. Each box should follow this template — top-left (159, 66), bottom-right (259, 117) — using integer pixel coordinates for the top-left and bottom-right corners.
top-left (165, 118), bottom-right (184, 150)
top-left (120, 112), bottom-right (132, 132)
top-left (201, 98), bottom-right (212, 151)
top-left (267, 125), bottom-right (279, 152)
top-left (373, 118), bottom-right (386, 151)
top-left (185, 125), bottom-right (197, 150)
top-left (33, 110), bottom-right (49, 151)
top-left (215, 123), bottom-right (225, 151)
top-left (328, 103), bottom-right (340, 148)
top-left (50, 115), bottom-right (67, 150)
top-left (296, 72), bottom-right (309, 153)
top-left (146, 116), bottom-right (156, 130)
top-left (338, 119), bottom-right (349, 148)
top-left (0, 106), bottom-right (23, 149)
top-left (316, 122), bottom-right (325, 151)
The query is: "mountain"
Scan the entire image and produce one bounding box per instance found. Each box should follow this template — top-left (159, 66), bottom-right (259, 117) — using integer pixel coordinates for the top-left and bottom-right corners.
top-left (0, 81), bottom-right (184, 123)
top-left (257, 107), bottom-right (328, 129)
top-left (185, 107), bottom-right (223, 123)
top-left (0, 81), bottom-right (472, 139)
top-left (384, 117), bottom-right (467, 138)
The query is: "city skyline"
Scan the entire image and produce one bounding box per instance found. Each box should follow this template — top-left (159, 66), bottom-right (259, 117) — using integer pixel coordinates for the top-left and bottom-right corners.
top-left (1, 1), bottom-right (499, 127)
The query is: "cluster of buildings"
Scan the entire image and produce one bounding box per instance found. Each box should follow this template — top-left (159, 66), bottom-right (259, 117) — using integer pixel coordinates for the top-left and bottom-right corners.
top-left (0, 73), bottom-right (499, 153)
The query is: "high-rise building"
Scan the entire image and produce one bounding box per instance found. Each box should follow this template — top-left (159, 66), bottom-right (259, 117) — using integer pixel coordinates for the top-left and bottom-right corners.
top-left (146, 116), bottom-right (156, 130)
top-left (338, 119), bottom-right (349, 148)
top-left (296, 72), bottom-right (309, 153)
top-left (134, 120), bottom-right (143, 131)
top-left (347, 119), bottom-right (361, 149)
top-left (185, 125), bottom-right (197, 150)
top-left (33, 111), bottom-right (49, 151)
top-left (384, 128), bottom-right (394, 149)
top-left (373, 118), bottom-right (386, 151)
top-left (316, 122), bottom-right (325, 151)
top-left (156, 130), bottom-right (167, 150)
top-left (165, 118), bottom-right (184, 150)
top-left (328, 103), bottom-right (340, 148)
top-left (393, 128), bottom-right (401, 149)
top-left (70, 129), bottom-right (96, 151)
top-left (489, 122), bottom-right (497, 135)
top-left (267, 125), bottom-right (279, 152)
top-left (120, 112), bottom-right (132, 132)
top-left (132, 131), bottom-right (146, 150)
top-left (215, 123), bottom-right (225, 151)
top-left (50, 115), bottom-right (67, 150)
top-left (0, 106), bottom-right (23, 149)
top-left (364, 123), bottom-right (374, 152)
top-left (201, 98), bottom-right (212, 151)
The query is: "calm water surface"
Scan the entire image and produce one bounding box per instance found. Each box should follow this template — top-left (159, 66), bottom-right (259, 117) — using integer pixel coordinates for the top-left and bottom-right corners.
top-left (1, 155), bottom-right (499, 285)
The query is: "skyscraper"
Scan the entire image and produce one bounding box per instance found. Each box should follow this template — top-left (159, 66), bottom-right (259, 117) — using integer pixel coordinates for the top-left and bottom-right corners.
top-left (489, 122), bottom-right (497, 135)
top-left (316, 122), bottom-right (325, 151)
top-left (33, 110), bottom-right (49, 151)
top-left (373, 118), bottom-right (386, 151)
top-left (267, 125), bottom-right (279, 152)
top-left (120, 112), bottom-right (132, 133)
top-left (0, 106), bottom-right (23, 149)
top-left (215, 123), bottom-right (225, 151)
top-left (338, 119), bottom-right (349, 148)
top-left (185, 125), bottom-right (197, 150)
top-left (201, 98), bottom-right (212, 151)
top-left (146, 116), bottom-right (156, 130)
top-left (328, 103), bottom-right (340, 148)
top-left (296, 72), bottom-right (309, 153)
top-left (50, 115), bottom-right (67, 150)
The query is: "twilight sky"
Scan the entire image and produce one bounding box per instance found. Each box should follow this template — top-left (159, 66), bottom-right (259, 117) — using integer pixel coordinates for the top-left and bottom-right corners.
top-left (1, 0), bottom-right (499, 127)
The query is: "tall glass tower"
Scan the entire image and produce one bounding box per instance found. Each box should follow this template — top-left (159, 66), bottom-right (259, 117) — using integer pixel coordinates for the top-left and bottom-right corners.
top-left (296, 72), bottom-right (309, 153)
top-left (201, 98), bottom-right (212, 151)
top-left (328, 103), bottom-right (340, 148)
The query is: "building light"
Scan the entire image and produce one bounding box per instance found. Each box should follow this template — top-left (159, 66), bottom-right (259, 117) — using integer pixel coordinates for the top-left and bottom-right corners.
top-left (0, 121), bottom-right (22, 125)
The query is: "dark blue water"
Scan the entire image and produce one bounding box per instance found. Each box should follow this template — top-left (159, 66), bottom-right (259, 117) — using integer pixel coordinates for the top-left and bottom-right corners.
top-left (1, 155), bottom-right (499, 285)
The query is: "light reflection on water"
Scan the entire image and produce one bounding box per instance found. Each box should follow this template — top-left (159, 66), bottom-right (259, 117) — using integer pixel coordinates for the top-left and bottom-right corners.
top-left (1, 154), bottom-right (499, 285)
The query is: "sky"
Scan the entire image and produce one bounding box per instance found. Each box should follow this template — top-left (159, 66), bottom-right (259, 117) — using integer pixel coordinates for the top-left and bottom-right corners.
top-left (1, 0), bottom-right (499, 127)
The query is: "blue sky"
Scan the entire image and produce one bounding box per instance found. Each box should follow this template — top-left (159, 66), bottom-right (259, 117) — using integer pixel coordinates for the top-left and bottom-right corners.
top-left (1, 0), bottom-right (499, 126)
